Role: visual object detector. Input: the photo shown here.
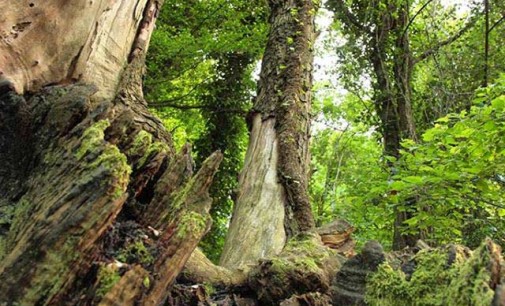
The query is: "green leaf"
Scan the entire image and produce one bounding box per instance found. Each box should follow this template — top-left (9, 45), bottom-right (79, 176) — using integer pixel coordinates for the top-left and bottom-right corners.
top-left (402, 176), bottom-right (424, 184)
top-left (491, 96), bottom-right (505, 110)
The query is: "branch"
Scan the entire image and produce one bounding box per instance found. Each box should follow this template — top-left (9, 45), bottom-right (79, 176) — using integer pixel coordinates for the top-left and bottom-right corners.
top-left (330, 0), bottom-right (369, 34)
top-left (401, 0), bottom-right (435, 39)
top-left (488, 15), bottom-right (505, 34)
top-left (414, 16), bottom-right (477, 64)
top-left (148, 101), bottom-right (211, 109)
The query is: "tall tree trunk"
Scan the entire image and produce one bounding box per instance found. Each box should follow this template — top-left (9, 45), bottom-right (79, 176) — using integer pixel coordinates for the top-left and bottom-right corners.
top-left (220, 0), bottom-right (318, 269)
top-left (390, 3), bottom-right (421, 250)
top-left (369, 2), bottom-right (420, 250)
top-left (0, 1), bottom-right (223, 304)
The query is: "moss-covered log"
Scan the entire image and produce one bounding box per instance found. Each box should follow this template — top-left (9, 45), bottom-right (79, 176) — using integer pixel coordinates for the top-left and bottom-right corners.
top-left (249, 234), bottom-right (344, 305)
top-left (329, 238), bottom-right (505, 306)
top-left (0, 79), bottom-right (223, 304)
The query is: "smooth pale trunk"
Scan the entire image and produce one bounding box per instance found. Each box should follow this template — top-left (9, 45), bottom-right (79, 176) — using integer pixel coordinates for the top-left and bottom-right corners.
top-left (220, 114), bottom-right (286, 269)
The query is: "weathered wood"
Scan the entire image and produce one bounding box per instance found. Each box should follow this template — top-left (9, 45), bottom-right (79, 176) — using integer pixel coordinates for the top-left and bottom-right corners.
top-left (220, 114), bottom-right (287, 269)
top-left (98, 265), bottom-right (149, 306)
top-left (317, 219), bottom-right (356, 257)
top-left (0, 0), bottom-right (229, 304)
top-left (142, 144), bottom-right (194, 229)
top-left (183, 248), bottom-right (247, 287)
top-left (0, 0), bottom-right (164, 100)
top-left (0, 85), bottom-right (134, 305)
top-left (280, 293), bottom-right (332, 306)
top-left (331, 240), bottom-right (385, 306)
top-left (141, 152), bottom-right (223, 306)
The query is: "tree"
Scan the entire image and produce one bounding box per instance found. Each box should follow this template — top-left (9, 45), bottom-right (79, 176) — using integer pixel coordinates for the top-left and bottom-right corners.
top-left (143, 0), bottom-right (268, 261)
top-left (0, 0), bottom-right (320, 303)
top-left (220, 0), bottom-right (319, 269)
top-left (0, 1), bottom-right (223, 304)
top-left (327, 0), bottom-right (479, 249)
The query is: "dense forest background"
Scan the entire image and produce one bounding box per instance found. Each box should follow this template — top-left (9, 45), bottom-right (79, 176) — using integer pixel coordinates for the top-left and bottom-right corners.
top-left (145, 0), bottom-right (505, 260)
top-left (1, 0), bottom-right (505, 304)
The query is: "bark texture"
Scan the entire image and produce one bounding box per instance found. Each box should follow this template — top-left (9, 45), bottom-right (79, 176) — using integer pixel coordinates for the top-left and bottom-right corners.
top-left (0, 0), bottom-right (156, 100)
top-left (221, 0), bottom-right (319, 269)
top-left (0, 1), bottom-right (223, 305)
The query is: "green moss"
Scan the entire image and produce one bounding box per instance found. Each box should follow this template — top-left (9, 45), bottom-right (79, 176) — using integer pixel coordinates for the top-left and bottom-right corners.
top-left (0, 237), bottom-right (6, 260)
top-left (96, 265), bottom-right (121, 297)
top-left (129, 129), bottom-right (169, 168)
top-left (366, 250), bottom-right (455, 306)
top-left (129, 130), bottom-right (153, 156)
top-left (159, 173), bottom-right (204, 224)
top-left (9, 200), bottom-right (30, 233)
top-left (75, 120), bottom-right (132, 199)
top-left (138, 140), bottom-right (169, 167)
top-left (89, 145), bottom-right (131, 199)
top-left (75, 120), bottom-right (110, 160)
top-left (23, 237), bottom-right (80, 304)
top-left (284, 236), bottom-right (320, 253)
top-left (202, 282), bottom-right (215, 295)
top-left (269, 236), bottom-right (334, 278)
top-left (176, 212), bottom-right (208, 239)
top-left (143, 276), bottom-right (151, 289)
top-left (366, 241), bottom-right (497, 306)
top-left (117, 240), bottom-right (154, 266)
top-left (0, 198), bottom-right (32, 255)
top-left (445, 241), bottom-right (495, 305)
top-left (271, 256), bottom-right (320, 275)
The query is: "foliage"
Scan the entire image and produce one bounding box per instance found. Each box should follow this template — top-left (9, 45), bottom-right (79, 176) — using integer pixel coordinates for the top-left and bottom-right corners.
top-left (311, 75), bottom-right (505, 249)
top-left (144, 0), bottom-right (505, 258)
top-left (146, 0), bottom-right (268, 262)
top-left (391, 75), bottom-right (505, 247)
top-left (310, 85), bottom-right (391, 248)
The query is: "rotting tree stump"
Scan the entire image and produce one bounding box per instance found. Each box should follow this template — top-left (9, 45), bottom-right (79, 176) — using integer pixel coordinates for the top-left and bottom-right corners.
top-left (0, 80), bottom-right (222, 305)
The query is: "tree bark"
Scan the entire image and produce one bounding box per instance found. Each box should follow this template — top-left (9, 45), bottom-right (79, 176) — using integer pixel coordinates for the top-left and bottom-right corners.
top-left (0, 1), bottom-right (223, 304)
top-left (220, 0), bottom-right (318, 269)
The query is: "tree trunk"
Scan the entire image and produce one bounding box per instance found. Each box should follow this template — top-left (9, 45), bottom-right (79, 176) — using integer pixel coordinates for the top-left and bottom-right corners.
top-left (220, 0), bottom-right (318, 269)
top-left (368, 2), bottom-right (420, 250)
top-left (0, 1), bottom-right (223, 304)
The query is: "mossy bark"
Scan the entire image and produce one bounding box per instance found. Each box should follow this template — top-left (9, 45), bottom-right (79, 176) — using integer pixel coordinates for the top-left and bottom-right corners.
top-left (221, 0), bottom-right (319, 270)
top-left (0, 1), bottom-right (223, 305)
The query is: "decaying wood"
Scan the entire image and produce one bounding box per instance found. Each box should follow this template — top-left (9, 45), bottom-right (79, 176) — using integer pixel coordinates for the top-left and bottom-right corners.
top-left (248, 234), bottom-right (344, 305)
top-left (141, 152), bottom-right (222, 306)
top-left (99, 265), bottom-right (149, 306)
top-left (331, 240), bottom-right (386, 306)
top-left (279, 293), bottom-right (332, 306)
top-left (0, 0), bottom-right (227, 304)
